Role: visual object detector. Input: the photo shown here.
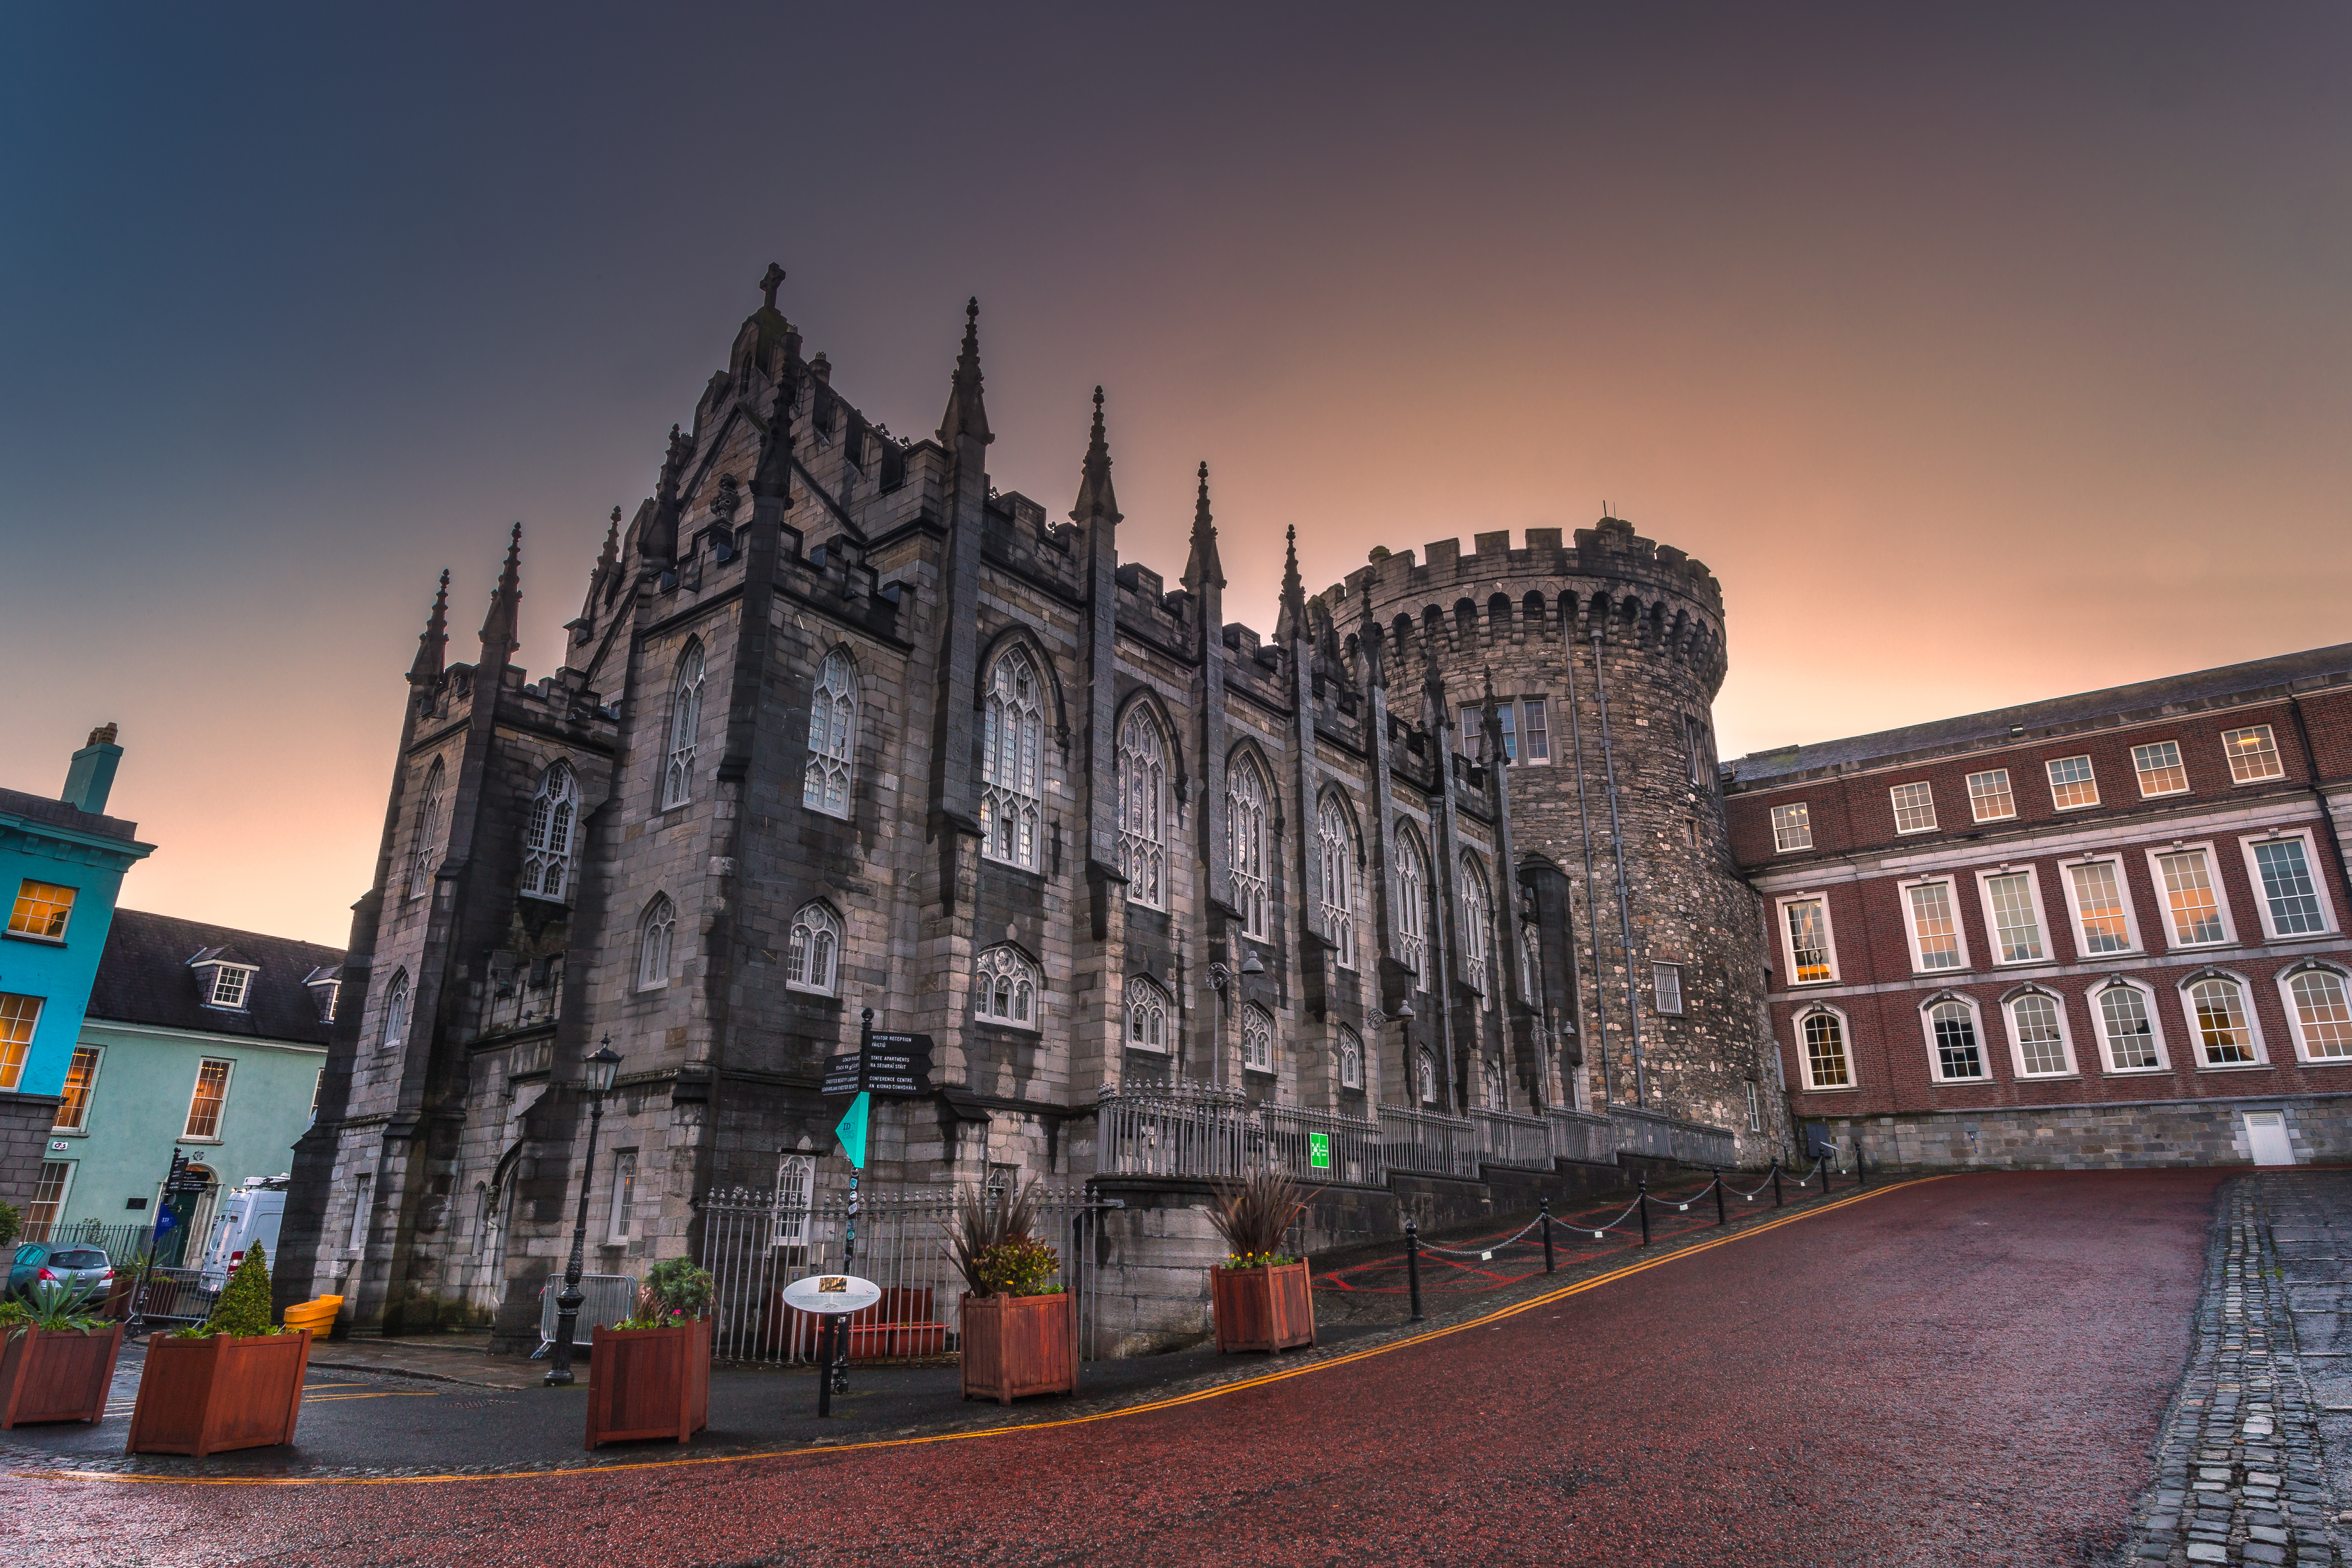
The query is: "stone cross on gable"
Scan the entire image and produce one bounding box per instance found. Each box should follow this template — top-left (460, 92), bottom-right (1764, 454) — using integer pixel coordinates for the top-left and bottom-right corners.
top-left (760, 263), bottom-right (786, 311)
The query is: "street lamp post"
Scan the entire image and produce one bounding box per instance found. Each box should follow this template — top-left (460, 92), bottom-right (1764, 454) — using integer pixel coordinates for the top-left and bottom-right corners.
top-left (545, 1039), bottom-right (624, 1388)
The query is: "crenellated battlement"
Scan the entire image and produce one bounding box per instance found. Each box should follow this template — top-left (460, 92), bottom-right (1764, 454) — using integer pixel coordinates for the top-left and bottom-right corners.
top-left (1325, 517), bottom-right (1724, 619)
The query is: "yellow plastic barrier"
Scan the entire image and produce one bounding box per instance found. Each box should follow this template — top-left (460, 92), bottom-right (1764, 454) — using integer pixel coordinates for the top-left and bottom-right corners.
top-left (281, 1295), bottom-right (344, 1336)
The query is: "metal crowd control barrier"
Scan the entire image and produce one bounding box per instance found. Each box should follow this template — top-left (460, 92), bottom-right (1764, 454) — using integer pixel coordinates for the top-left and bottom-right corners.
top-left (533, 1273), bottom-right (639, 1357)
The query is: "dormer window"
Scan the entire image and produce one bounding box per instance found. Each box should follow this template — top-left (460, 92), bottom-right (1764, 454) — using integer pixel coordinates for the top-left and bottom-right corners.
top-left (188, 947), bottom-right (258, 1011)
top-left (303, 968), bottom-right (342, 1023)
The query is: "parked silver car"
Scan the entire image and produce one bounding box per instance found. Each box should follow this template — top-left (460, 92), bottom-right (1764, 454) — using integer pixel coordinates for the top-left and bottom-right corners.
top-left (6, 1242), bottom-right (115, 1300)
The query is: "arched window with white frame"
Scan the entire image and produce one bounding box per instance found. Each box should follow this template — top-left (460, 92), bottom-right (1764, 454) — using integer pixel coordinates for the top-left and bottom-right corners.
top-left (2006, 989), bottom-right (2075, 1077)
top-left (981, 647), bottom-right (1045, 870)
top-left (1227, 753), bottom-right (1271, 939)
top-left (1124, 974), bottom-right (1170, 1051)
top-left (1337, 1026), bottom-right (1362, 1090)
top-left (2095, 979), bottom-right (2166, 1072)
top-left (974, 946), bottom-right (1040, 1029)
top-left (1396, 828), bottom-right (1430, 992)
top-left (663, 641), bottom-right (706, 809)
top-left (378, 968), bottom-right (410, 1053)
top-left (521, 760), bottom-right (578, 900)
top-left (637, 895), bottom-right (676, 992)
top-left (1240, 1003), bottom-right (1274, 1073)
top-left (1459, 853), bottom-right (1493, 999)
top-left (803, 647), bottom-right (858, 819)
top-left (1799, 1007), bottom-right (1852, 1089)
top-left (1317, 793), bottom-right (1356, 969)
top-left (1116, 706), bottom-right (1167, 907)
top-left (787, 902), bottom-right (841, 995)
top-left (2184, 972), bottom-right (2263, 1066)
top-left (2282, 964), bottom-right (2352, 1063)
top-left (407, 758), bottom-right (447, 899)
top-left (1924, 995), bottom-right (1985, 1081)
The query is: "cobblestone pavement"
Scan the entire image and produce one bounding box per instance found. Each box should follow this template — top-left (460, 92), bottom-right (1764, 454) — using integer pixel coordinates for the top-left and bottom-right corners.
top-left (0, 1170), bottom-right (2240, 1568)
top-left (2122, 1172), bottom-right (2352, 1568)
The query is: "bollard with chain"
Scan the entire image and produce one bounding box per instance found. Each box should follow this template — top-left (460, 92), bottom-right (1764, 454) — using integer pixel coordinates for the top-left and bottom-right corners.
top-left (1540, 1197), bottom-right (1556, 1274)
top-left (1713, 1167), bottom-right (1727, 1226)
top-left (1405, 1219), bottom-right (1424, 1322)
top-left (1771, 1158), bottom-right (1783, 1208)
top-left (1637, 1177), bottom-right (1651, 1246)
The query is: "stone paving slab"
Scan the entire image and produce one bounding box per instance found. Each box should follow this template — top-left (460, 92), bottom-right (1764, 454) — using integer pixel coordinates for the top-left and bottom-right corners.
top-left (2122, 1172), bottom-right (2352, 1567)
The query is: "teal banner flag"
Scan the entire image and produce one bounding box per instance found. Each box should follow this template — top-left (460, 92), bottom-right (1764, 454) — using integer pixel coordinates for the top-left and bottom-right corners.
top-left (835, 1091), bottom-right (870, 1169)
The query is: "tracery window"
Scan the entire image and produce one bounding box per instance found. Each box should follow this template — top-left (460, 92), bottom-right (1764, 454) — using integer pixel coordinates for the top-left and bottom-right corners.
top-left (1459, 854), bottom-right (1493, 998)
top-left (1521, 925), bottom-right (1543, 1008)
top-left (975, 946), bottom-right (1039, 1029)
top-left (1240, 1004), bottom-right (1274, 1073)
top-left (663, 642), bottom-right (706, 809)
top-left (1124, 975), bottom-right (1170, 1051)
top-left (1317, 794), bottom-right (1356, 969)
top-left (1396, 832), bottom-right (1429, 991)
top-left (637, 895), bottom-right (676, 992)
top-left (1227, 755), bottom-right (1270, 939)
top-left (1337, 1027), bottom-right (1362, 1090)
top-left (378, 968), bottom-right (410, 1053)
top-left (1416, 1047), bottom-right (1438, 1104)
top-left (803, 648), bottom-right (858, 819)
top-left (981, 648), bottom-right (1044, 870)
top-left (521, 761), bottom-right (578, 901)
top-left (787, 902), bottom-right (841, 996)
top-left (407, 758), bottom-right (447, 898)
top-left (772, 1154), bottom-right (817, 1246)
top-left (1116, 707), bottom-right (1167, 908)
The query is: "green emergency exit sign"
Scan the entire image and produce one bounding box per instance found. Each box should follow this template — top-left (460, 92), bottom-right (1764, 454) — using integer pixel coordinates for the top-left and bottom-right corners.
top-left (1309, 1132), bottom-right (1331, 1170)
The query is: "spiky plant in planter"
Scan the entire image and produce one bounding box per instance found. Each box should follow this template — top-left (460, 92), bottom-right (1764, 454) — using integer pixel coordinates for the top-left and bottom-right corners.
top-left (948, 1179), bottom-right (1075, 1404)
top-left (1205, 1170), bottom-right (1318, 1355)
top-left (1207, 1169), bottom-right (1311, 1267)
top-left (1, 1279), bottom-right (124, 1429)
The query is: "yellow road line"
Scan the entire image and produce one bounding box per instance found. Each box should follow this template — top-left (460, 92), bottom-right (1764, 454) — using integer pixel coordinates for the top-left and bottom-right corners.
top-left (17, 1177), bottom-right (1940, 1489)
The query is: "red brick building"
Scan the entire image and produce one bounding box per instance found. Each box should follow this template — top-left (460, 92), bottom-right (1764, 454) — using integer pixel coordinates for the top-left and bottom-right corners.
top-left (1725, 646), bottom-right (2352, 1169)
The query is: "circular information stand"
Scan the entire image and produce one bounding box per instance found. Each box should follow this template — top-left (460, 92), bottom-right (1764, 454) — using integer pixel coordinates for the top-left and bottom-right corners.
top-left (781, 1273), bottom-right (882, 1316)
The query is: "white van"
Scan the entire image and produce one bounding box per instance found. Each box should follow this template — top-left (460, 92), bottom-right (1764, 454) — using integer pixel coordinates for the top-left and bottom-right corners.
top-left (198, 1176), bottom-right (289, 1291)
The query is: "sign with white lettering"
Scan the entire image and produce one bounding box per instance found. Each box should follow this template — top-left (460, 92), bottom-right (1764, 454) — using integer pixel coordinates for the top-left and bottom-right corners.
top-left (780, 1272), bottom-right (882, 1316)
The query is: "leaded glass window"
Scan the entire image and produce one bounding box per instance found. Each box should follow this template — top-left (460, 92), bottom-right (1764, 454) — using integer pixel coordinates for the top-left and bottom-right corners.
top-left (787, 902), bottom-right (840, 995)
top-left (982, 649), bottom-right (1044, 870)
top-left (803, 648), bottom-right (857, 819)
top-left (1227, 755), bottom-right (1270, 938)
top-left (1318, 795), bottom-right (1356, 968)
top-left (522, 761), bottom-right (578, 900)
top-left (637, 896), bottom-right (676, 991)
top-left (1396, 833), bottom-right (1429, 991)
top-left (1125, 975), bottom-right (1169, 1050)
top-left (1117, 708), bottom-right (1166, 908)
top-left (407, 758), bottom-right (447, 898)
top-left (1240, 1004), bottom-right (1274, 1073)
top-left (975, 946), bottom-right (1039, 1028)
top-left (663, 643), bottom-right (705, 809)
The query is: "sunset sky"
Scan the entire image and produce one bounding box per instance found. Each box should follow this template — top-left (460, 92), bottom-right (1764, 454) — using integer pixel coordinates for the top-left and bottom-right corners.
top-left (5, 3), bottom-right (2347, 946)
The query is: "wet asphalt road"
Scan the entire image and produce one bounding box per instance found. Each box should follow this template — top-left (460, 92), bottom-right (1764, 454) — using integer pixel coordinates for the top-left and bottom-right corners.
top-left (1, 1169), bottom-right (2227, 1567)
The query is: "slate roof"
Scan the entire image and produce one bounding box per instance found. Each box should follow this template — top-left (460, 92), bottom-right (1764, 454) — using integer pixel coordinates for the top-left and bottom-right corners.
top-left (0, 784), bottom-right (141, 843)
top-left (84, 908), bottom-right (344, 1045)
top-left (1727, 643), bottom-right (2352, 788)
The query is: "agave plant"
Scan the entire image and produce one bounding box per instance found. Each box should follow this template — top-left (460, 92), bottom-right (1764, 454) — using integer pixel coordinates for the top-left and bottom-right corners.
top-left (945, 1180), bottom-right (1048, 1297)
top-left (1207, 1169), bottom-right (1314, 1263)
top-left (7, 1277), bottom-right (108, 1335)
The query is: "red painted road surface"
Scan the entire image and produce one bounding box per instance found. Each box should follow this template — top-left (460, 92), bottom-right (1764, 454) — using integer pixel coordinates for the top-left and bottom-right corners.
top-left (3, 1170), bottom-right (2225, 1568)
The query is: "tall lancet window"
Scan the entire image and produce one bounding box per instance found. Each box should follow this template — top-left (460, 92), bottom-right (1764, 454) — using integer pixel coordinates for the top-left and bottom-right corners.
top-left (637, 895), bottom-right (676, 992)
top-left (1459, 853), bottom-right (1493, 999)
top-left (378, 968), bottom-right (410, 1053)
top-left (521, 761), bottom-right (578, 901)
top-left (981, 648), bottom-right (1044, 870)
top-left (803, 648), bottom-right (857, 819)
top-left (406, 758), bottom-right (447, 899)
top-left (1116, 707), bottom-right (1167, 908)
top-left (663, 641), bottom-right (706, 809)
top-left (1318, 794), bottom-right (1357, 970)
top-left (1227, 754), bottom-right (1270, 940)
top-left (1396, 830), bottom-right (1429, 991)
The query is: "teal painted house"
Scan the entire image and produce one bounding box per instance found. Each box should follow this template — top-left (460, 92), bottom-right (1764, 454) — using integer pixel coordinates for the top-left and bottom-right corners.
top-left (37, 910), bottom-right (340, 1252)
top-left (0, 725), bottom-right (153, 1219)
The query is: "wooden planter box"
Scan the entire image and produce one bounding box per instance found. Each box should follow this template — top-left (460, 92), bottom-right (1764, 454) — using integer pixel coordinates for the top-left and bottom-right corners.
top-left (125, 1330), bottom-right (311, 1456)
top-left (1211, 1260), bottom-right (1316, 1354)
top-left (1, 1323), bottom-right (126, 1428)
top-left (960, 1291), bottom-right (1075, 1405)
top-left (585, 1316), bottom-right (710, 1450)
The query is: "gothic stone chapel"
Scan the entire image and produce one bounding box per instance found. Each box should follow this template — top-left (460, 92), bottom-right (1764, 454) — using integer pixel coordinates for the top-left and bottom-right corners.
top-left (277, 266), bottom-right (1782, 1346)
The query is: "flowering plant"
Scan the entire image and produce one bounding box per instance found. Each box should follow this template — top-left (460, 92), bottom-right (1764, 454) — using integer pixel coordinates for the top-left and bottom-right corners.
top-left (615, 1257), bottom-right (714, 1329)
top-left (974, 1234), bottom-right (1064, 1298)
top-left (1220, 1252), bottom-right (1298, 1271)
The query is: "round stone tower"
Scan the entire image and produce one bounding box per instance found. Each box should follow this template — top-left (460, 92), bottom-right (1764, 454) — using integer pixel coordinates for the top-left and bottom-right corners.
top-left (1323, 516), bottom-right (1785, 1159)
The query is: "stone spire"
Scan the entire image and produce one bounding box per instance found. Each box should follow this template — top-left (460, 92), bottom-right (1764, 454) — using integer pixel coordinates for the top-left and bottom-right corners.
top-left (580, 506), bottom-right (620, 622)
top-left (410, 569), bottom-right (450, 682)
top-left (479, 523), bottom-right (522, 665)
top-left (643, 426), bottom-right (690, 564)
top-left (937, 297), bottom-right (992, 447)
top-left (1070, 386), bottom-right (1120, 524)
top-left (1182, 462), bottom-right (1225, 592)
top-left (750, 362), bottom-right (797, 502)
top-left (1275, 525), bottom-right (1306, 645)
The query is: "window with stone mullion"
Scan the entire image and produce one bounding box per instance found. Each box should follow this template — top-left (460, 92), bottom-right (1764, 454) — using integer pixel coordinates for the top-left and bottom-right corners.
top-left (1317, 796), bottom-right (1355, 969)
top-left (803, 649), bottom-right (858, 819)
top-left (1227, 757), bottom-right (1270, 939)
top-left (982, 651), bottom-right (1044, 870)
top-left (1117, 710), bottom-right (1166, 907)
top-left (523, 762), bottom-right (578, 900)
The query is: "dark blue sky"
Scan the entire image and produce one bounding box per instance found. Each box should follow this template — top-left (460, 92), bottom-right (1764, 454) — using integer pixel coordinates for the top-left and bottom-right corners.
top-left (6, 3), bottom-right (2347, 941)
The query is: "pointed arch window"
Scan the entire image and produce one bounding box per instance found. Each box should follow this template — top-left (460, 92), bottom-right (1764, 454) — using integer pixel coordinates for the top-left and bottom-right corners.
top-left (1396, 832), bottom-right (1429, 992)
top-left (378, 968), bottom-right (410, 1053)
top-left (787, 903), bottom-right (841, 996)
top-left (637, 895), bottom-right (676, 992)
top-left (803, 648), bottom-right (857, 819)
top-left (1459, 854), bottom-right (1493, 999)
top-left (1416, 1047), bottom-right (1438, 1105)
top-left (1337, 1027), bottom-right (1363, 1090)
top-left (1520, 925), bottom-right (1543, 1009)
top-left (406, 759), bottom-right (447, 899)
top-left (1227, 756), bottom-right (1270, 939)
top-left (1124, 974), bottom-right (1170, 1051)
top-left (1317, 794), bottom-right (1357, 969)
top-left (1240, 1004), bottom-right (1275, 1074)
top-left (975, 946), bottom-right (1040, 1029)
top-left (1117, 707), bottom-right (1167, 907)
top-left (663, 642), bottom-right (705, 809)
top-left (521, 761), bottom-right (578, 901)
top-left (981, 648), bottom-right (1044, 870)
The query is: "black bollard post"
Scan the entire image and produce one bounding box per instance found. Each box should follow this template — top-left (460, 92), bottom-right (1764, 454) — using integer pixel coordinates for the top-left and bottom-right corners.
top-left (1405, 1220), bottom-right (1424, 1323)
top-left (1541, 1198), bottom-right (1556, 1274)
top-left (1638, 1178), bottom-right (1651, 1246)
top-left (1771, 1158), bottom-right (1783, 1208)
top-left (1818, 1153), bottom-right (1830, 1193)
top-left (815, 1312), bottom-right (835, 1418)
top-left (1856, 1142), bottom-right (1867, 1188)
top-left (1714, 1167), bottom-right (1727, 1227)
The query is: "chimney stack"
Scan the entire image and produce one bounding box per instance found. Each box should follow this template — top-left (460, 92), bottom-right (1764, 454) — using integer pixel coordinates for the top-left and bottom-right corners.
top-left (61, 723), bottom-right (123, 815)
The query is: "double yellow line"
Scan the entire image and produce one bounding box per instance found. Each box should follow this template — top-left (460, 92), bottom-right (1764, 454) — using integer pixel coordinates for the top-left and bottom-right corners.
top-left (22, 1177), bottom-right (1935, 1488)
